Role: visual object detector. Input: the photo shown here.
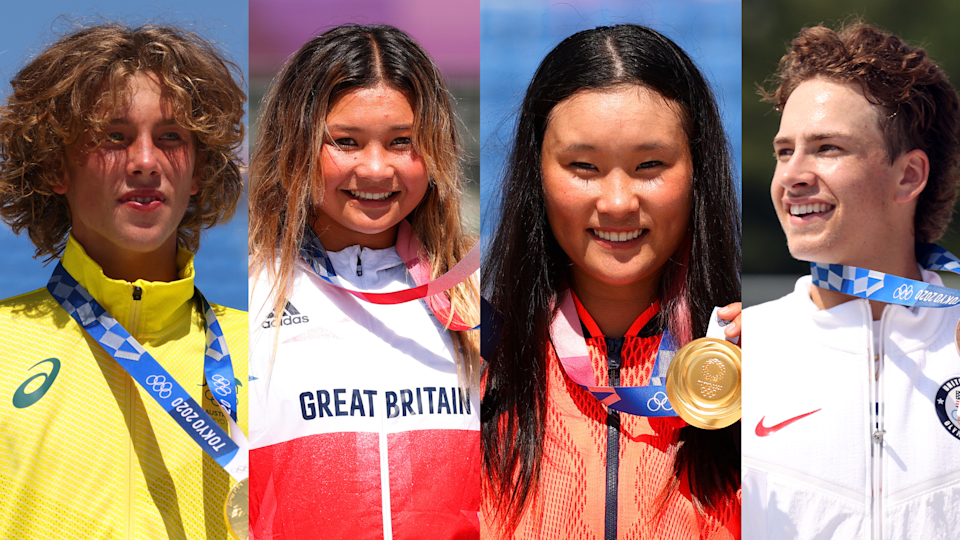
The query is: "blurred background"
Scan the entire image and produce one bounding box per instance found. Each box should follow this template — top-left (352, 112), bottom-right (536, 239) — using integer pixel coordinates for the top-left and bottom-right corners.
top-left (742, 0), bottom-right (960, 306)
top-left (479, 0), bottom-right (742, 253)
top-left (248, 0), bottom-right (481, 234)
top-left (0, 0), bottom-right (249, 310)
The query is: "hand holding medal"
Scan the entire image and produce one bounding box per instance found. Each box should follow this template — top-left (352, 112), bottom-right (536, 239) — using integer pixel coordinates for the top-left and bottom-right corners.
top-left (550, 291), bottom-right (741, 429)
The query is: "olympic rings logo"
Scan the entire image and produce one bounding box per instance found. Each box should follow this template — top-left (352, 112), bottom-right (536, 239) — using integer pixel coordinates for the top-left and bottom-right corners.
top-left (211, 373), bottom-right (233, 396)
top-left (146, 374), bottom-right (173, 399)
top-left (647, 391), bottom-right (673, 412)
top-left (893, 284), bottom-right (914, 301)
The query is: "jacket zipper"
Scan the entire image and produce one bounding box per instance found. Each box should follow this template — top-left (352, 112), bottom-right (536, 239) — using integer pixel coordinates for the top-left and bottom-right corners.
top-left (125, 285), bottom-right (143, 539)
top-left (130, 286), bottom-right (143, 336)
top-left (870, 310), bottom-right (886, 540)
top-left (604, 337), bottom-right (624, 540)
top-left (357, 252), bottom-right (363, 277)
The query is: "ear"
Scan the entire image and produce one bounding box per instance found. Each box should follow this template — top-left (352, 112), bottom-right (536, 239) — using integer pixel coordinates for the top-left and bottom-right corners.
top-left (190, 154), bottom-right (203, 196)
top-left (51, 170), bottom-right (69, 195)
top-left (893, 148), bottom-right (928, 204)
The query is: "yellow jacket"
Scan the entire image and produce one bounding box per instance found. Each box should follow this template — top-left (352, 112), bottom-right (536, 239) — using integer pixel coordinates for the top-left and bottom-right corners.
top-left (0, 236), bottom-right (248, 539)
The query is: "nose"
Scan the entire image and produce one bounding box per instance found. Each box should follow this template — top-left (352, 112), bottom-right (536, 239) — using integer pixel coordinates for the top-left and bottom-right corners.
top-left (126, 135), bottom-right (160, 178)
top-left (775, 152), bottom-right (818, 193)
top-left (596, 172), bottom-right (640, 217)
top-left (354, 143), bottom-right (394, 181)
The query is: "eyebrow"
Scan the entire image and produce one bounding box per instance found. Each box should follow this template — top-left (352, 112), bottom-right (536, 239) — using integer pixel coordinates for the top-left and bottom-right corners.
top-left (556, 142), bottom-right (669, 154)
top-left (773, 131), bottom-right (852, 146)
top-left (106, 117), bottom-right (181, 127)
top-left (327, 124), bottom-right (413, 132)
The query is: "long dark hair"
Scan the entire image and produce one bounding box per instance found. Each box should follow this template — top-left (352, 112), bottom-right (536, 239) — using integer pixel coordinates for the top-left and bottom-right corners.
top-left (482, 24), bottom-right (741, 527)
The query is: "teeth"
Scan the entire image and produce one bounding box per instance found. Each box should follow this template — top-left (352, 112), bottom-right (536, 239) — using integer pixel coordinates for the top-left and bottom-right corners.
top-left (593, 229), bottom-right (643, 242)
top-left (790, 203), bottom-right (834, 216)
top-left (130, 197), bottom-right (158, 204)
top-left (350, 191), bottom-right (393, 201)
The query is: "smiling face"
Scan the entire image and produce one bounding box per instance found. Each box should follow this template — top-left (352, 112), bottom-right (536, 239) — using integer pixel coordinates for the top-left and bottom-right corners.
top-left (312, 84), bottom-right (430, 252)
top-left (772, 77), bottom-right (912, 266)
top-left (55, 71), bottom-right (198, 278)
top-left (541, 85), bottom-right (693, 296)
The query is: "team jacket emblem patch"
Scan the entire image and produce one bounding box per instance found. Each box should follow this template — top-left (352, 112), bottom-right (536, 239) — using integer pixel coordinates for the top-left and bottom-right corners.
top-left (935, 377), bottom-right (960, 440)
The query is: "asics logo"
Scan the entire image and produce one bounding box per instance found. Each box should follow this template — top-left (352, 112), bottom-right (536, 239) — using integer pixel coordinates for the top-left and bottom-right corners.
top-left (210, 373), bottom-right (233, 396)
top-left (12, 358), bottom-right (61, 409)
top-left (146, 374), bottom-right (174, 399)
top-left (892, 284), bottom-right (914, 301)
top-left (647, 391), bottom-right (673, 412)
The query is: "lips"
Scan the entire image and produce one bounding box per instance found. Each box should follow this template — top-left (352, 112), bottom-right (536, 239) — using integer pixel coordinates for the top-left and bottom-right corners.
top-left (789, 202), bottom-right (835, 217)
top-left (347, 190), bottom-right (397, 201)
top-left (591, 229), bottom-right (645, 242)
top-left (120, 191), bottom-right (165, 208)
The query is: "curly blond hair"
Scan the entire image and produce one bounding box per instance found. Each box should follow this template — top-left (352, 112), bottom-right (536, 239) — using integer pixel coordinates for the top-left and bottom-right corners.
top-left (249, 24), bottom-right (480, 386)
top-left (0, 23), bottom-right (247, 261)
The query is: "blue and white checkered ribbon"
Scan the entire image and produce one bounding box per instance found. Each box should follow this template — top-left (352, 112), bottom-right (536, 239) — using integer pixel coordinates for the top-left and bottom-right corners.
top-left (48, 263), bottom-right (248, 481)
top-left (810, 244), bottom-right (960, 308)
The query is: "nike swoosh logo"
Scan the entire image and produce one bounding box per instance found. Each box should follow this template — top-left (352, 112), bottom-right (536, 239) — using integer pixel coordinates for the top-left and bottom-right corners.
top-left (756, 409), bottom-right (821, 437)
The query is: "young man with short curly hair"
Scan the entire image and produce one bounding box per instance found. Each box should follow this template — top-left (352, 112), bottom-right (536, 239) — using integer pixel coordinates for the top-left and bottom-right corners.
top-left (0, 23), bottom-right (248, 539)
top-left (743, 21), bottom-right (960, 538)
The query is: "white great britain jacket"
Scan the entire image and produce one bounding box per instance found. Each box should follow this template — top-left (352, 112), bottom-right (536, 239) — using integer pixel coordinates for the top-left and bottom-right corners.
top-left (742, 270), bottom-right (960, 540)
top-left (248, 244), bottom-right (480, 540)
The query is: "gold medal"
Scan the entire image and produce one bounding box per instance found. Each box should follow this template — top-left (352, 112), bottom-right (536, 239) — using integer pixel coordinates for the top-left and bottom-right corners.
top-left (665, 337), bottom-right (740, 429)
top-left (224, 477), bottom-right (248, 540)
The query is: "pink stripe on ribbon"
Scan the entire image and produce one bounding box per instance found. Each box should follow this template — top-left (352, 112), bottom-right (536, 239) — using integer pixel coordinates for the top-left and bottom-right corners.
top-left (550, 290), bottom-right (599, 387)
top-left (330, 221), bottom-right (478, 331)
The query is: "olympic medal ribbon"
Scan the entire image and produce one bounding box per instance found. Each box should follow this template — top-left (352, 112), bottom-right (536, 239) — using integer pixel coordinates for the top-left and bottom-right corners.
top-left (300, 220), bottom-right (479, 331)
top-left (810, 243), bottom-right (960, 308)
top-left (550, 290), bottom-right (740, 427)
top-left (47, 263), bottom-right (249, 482)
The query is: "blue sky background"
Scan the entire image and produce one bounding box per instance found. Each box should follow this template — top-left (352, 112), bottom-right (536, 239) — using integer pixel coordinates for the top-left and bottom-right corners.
top-left (0, 0), bottom-right (249, 310)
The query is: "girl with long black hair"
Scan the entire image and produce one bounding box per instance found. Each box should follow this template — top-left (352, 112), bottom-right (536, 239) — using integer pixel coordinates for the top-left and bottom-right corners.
top-left (482, 24), bottom-right (741, 539)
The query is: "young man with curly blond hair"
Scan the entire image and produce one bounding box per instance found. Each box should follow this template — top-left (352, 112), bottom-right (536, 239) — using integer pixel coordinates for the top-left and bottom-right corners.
top-left (0, 24), bottom-right (248, 539)
top-left (743, 21), bottom-right (960, 539)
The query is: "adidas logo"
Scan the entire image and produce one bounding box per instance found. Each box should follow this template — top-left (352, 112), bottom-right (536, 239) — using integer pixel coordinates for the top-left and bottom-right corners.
top-left (263, 301), bottom-right (310, 328)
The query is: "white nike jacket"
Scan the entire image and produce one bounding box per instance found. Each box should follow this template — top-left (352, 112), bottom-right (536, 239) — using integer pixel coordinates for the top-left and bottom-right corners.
top-left (742, 271), bottom-right (960, 540)
top-left (248, 245), bottom-right (480, 540)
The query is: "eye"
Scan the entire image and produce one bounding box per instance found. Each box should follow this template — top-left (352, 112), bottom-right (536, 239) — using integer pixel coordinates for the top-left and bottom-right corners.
top-left (637, 161), bottom-right (663, 170)
top-left (106, 132), bottom-right (125, 143)
top-left (818, 144), bottom-right (841, 153)
top-left (392, 137), bottom-right (413, 147)
top-left (570, 162), bottom-right (597, 171)
top-left (774, 148), bottom-right (793, 160)
top-left (332, 138), bottom-right (356, 148)
top-left (159, 132), bottom-right (183, 142)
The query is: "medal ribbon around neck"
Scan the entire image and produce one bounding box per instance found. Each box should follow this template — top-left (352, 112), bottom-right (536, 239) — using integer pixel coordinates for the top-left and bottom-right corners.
top-left (47, 263), bottom-right (248, 482)
top-left (548, 290), bottom-right (734, 417)
top-left (810, 243), bottom-right (960, 308)
top-left (299, 220), bottom-right (479, 331)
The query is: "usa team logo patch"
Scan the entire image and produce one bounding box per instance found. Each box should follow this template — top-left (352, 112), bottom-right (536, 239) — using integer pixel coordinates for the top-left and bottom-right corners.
top-left (935, 377), bottom-right (960, 440)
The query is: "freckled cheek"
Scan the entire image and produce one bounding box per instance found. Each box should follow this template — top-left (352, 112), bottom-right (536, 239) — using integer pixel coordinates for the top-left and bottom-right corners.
top-left (161, 148), bottom-right (196, 178)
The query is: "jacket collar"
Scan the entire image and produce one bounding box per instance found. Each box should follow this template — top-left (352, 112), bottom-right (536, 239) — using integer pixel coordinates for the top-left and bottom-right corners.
top-left (796, 269), bottom-right (952, 354)
top-left (60, 235), bottom-right (197, 337)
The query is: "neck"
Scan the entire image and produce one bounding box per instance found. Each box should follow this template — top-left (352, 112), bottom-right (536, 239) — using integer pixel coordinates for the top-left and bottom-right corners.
top-left (81, 241), bottom-right (180, 283)
top-left (310, 214), bottom-right (399, 252)
top-left (569, 269), bottom-right (656, 339)
top-left (810, 241), bottom-right (920, 321)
